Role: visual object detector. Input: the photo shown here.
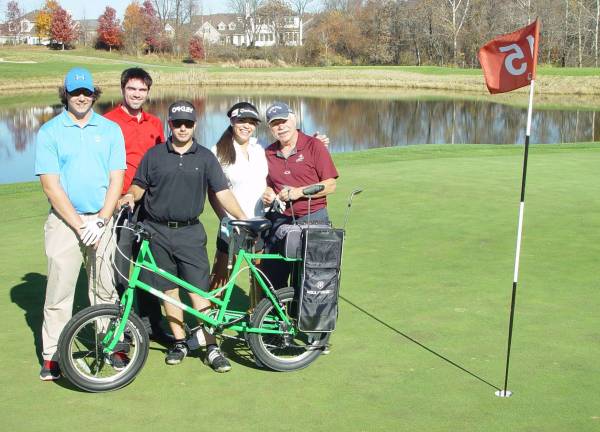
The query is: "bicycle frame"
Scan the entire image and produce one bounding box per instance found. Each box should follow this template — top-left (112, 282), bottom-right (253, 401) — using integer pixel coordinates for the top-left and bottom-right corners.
top-left (102, 236), bottom-right (301, 354)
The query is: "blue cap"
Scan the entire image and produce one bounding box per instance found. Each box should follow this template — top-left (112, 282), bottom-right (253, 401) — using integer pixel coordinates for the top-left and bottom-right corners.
top-left (64, 67), bottom-right (94, 92)
top-left (266, 102), bottom-right (294, 124)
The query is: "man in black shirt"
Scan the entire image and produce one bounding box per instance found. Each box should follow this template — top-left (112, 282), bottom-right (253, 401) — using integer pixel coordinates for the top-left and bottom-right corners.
top-left (120, 100), bottom-right (246, 372)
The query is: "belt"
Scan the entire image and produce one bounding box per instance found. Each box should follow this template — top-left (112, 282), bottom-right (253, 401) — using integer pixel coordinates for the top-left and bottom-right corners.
top-left (149, 219), bottom-right (199, 229)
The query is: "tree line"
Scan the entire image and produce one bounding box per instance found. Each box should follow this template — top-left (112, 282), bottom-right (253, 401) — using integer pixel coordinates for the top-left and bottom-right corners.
top-left (3, 0), bottom-right (600, 67)
top-left (308, 0), bottom-right (600, 67)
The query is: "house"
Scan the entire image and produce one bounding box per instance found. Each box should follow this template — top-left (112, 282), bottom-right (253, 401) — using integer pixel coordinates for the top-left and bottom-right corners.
top-left (0, 10), bottom-right (47, 45)
top-left (194, 12), bottom-right (312, 47)
top-left (75, 19), bottom-right (99, 47)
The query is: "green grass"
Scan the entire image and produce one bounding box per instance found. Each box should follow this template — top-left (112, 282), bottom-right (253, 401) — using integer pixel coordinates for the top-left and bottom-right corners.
top-left (1, 144), bottom-right (599, 430)
top-left (2, 46), bottom-right (600, 96)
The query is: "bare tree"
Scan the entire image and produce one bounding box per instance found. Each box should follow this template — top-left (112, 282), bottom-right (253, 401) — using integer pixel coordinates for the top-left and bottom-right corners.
top-left (5, 0), bottom-right (22, 40)
top-left (151, 0), bottom-right (173, 29)
top-left (287, 0), bottom-right (313, 44)
top-left (228, 0), bottom-right (264, 46)
top-left (439, 0), bottom-right (471, 65)
top-left (594, 0), bottom-right (600, 67)
top-left (151, 0), bottom-right (197, 55)
top-left (258, 0), bottom-right (291, 46)
top-left (515, 0), bottom-right (532, 24)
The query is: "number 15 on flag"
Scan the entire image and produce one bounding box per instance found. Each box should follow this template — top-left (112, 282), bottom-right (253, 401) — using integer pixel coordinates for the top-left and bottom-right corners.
top-left (478, 20), bottom-right (540, 94)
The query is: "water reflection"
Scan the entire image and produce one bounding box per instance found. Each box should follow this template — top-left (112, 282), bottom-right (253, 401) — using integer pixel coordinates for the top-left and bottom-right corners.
top-left (1, 93), bottom-right (599, 184)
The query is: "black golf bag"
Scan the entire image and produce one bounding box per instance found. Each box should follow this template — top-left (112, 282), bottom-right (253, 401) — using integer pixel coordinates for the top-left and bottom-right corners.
top-left (296, 226), bottom-right (344, 332)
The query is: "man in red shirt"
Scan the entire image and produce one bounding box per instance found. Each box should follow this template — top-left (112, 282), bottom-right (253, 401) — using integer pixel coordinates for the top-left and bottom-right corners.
top-left (104, 68), bottom-right (171, 343)
top-left (262, 102), bottom-right (339, 289)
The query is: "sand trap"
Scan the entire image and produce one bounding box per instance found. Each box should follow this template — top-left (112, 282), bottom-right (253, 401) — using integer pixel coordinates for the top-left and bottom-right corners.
top-left (0, 58), bottom-right (37, 63)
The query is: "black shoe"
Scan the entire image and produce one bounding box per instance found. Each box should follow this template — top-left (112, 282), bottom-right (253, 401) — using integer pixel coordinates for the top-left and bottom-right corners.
top-left (165, 342), bottom-right (189, 365)
top-left (39, 360), bottom-right (61, 381)
top-left (204, 347), bottom-right (231, 373)
top-left (150, 327), bottom-right (176, 344)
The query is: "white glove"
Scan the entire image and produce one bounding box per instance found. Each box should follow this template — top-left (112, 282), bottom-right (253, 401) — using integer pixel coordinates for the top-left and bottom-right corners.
top-left (80, 217), bottom-right (107, 246)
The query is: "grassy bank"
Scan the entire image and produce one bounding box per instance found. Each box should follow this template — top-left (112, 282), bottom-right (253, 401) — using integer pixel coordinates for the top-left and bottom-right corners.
top-left (1, 46), bottom-right (600, 95)
top-left (1, 143), bottom-right (599, 430)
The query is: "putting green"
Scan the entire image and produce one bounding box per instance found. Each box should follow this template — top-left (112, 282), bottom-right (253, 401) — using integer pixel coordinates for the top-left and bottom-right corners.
top-left (1, 143), bottom-right (598, 431)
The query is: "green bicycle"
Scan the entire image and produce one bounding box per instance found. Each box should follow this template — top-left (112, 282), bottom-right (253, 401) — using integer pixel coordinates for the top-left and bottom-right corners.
top-left (57, 186), bottom-right (361, 392)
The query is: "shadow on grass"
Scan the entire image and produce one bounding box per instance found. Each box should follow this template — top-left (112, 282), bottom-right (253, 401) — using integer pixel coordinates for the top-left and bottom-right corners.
top-left (10, 270), bottom-right (90, 365)
top-left (339, 295), bottom-right (501, 391)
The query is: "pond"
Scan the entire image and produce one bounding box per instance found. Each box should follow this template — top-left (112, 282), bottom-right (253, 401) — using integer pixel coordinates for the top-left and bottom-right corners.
top-left (1, 89), bottom-right (598, 184)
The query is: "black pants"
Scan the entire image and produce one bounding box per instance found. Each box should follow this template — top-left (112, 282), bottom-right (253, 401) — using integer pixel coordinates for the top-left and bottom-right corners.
top-left (261, 208), bottom-right (330, 290)
top-left (115, 207), bottom-right (164, 334)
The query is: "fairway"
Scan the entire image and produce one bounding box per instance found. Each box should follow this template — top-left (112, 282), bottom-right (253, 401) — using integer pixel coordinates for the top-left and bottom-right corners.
top-left (1, 144), bottom-right (599, 430)
top-left (1, 46), bottom-right (600, 96)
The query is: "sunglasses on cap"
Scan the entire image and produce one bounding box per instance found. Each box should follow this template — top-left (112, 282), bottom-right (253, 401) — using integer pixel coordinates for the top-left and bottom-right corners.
top-left (68, 88), bottom-right (94, 97)
top-left (171, 119), bottom-right (195, 128)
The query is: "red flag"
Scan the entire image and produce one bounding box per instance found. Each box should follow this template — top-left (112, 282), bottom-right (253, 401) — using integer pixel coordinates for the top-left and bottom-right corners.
top-left (478, 20), bottom-right (540, 94)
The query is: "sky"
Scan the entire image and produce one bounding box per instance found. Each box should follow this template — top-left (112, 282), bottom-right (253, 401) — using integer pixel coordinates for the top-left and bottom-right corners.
top-left (10, 0), bottom-right (322, 20)
top-left (13, 1), bottom-right (231, 19)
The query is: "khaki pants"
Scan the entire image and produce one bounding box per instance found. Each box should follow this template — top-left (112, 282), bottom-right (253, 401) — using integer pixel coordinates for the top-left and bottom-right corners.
top-left (41, 211), bottom-right (118, 361)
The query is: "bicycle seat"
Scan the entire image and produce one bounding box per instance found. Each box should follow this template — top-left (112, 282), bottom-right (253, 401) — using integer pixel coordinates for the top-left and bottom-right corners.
top-left (230, 218), bottom-right (272, 236)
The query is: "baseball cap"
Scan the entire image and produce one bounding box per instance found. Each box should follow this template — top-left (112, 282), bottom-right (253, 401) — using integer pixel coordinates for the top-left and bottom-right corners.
top-left (64, 67), bottom-right (94, 92)
top-left (227, 102), bottom-right (261, 122)
top-left (266, 102), bottom-right (294, 124)
top-left (168, 100), bottom-right (196, 122)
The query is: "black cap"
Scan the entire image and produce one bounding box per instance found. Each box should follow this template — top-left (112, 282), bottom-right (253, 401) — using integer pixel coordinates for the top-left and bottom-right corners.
top-left (168, 100), bottom-right (196, 122)
top-left (227, 102), bottom-right (261, 122)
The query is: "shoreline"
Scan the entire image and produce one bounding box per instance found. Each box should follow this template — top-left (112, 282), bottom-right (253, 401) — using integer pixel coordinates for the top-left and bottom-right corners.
top-left (1, 69), bottom-right (599, 96)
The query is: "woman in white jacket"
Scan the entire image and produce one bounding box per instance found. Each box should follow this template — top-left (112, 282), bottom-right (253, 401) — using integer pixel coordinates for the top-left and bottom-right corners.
top-left (209, 101), bottom-right (329, 306)
top-left (208, 102), bottom-right (267, 305)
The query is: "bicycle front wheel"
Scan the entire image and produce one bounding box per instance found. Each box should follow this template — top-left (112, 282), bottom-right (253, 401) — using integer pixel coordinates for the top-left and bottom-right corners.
top-left (247, 287), bottom-right (330, 371)
top-left (58, 304), bottom-right (149, 392)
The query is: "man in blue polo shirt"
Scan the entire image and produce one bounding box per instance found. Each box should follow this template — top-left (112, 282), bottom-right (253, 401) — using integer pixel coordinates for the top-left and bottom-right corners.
top-left (35, 67), bottom-right (126, 381)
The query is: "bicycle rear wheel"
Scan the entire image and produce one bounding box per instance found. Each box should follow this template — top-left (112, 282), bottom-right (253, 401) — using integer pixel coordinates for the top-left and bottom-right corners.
top-left (58, 304), bottom-right (149, 392)
top-left (247, 287), bottom-right (330, 371)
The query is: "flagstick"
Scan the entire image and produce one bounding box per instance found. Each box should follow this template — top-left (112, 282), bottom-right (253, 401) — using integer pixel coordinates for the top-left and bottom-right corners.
top-left (495, 79), bottom-right (536, 398)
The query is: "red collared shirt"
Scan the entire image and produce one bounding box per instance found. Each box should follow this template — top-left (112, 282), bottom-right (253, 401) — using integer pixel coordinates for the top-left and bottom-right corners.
top-left (104, 105), bottom-right (165, 193)
top-left (266, 130), bottom-right (339, 217)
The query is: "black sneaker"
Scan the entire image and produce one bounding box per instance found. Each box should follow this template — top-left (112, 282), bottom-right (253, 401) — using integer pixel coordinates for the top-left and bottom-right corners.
top-left (149, 327), bottom-right (176, 345)
top-left (39, 360), bottom-right (61, 381)
top-left (109, 352), bottom-right (130, 371)
top-left (165, 342), bottom-right (189, 365)
top-left (204, 347), bottom-right (231, 373)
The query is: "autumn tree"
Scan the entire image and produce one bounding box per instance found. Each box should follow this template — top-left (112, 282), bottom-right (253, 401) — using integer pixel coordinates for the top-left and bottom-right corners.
top-left (97, 6), bottom-right (122, 51)
top-left (50, 6), bottom-right (76, 49)
top-left (123, 1), bottom-right (145, 55)
top-left (188, 35), bottom-right (204, 60)
top-left (141, 0), bottom-right (163, 51)
top-left (5, 1), bottom-right (23, 39)
top-left (304, 10), bottom-right (364, 64)
top-left (35, 0), bottom-right (59, 40)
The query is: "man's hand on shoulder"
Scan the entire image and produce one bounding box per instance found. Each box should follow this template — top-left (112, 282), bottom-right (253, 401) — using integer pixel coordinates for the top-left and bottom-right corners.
top-left (313, 131), bottom-right (330, 148)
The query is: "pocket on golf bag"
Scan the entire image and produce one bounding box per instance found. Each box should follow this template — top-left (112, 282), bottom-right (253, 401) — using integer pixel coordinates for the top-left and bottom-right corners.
top-left (298, 267), bottom-right (339, 332)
